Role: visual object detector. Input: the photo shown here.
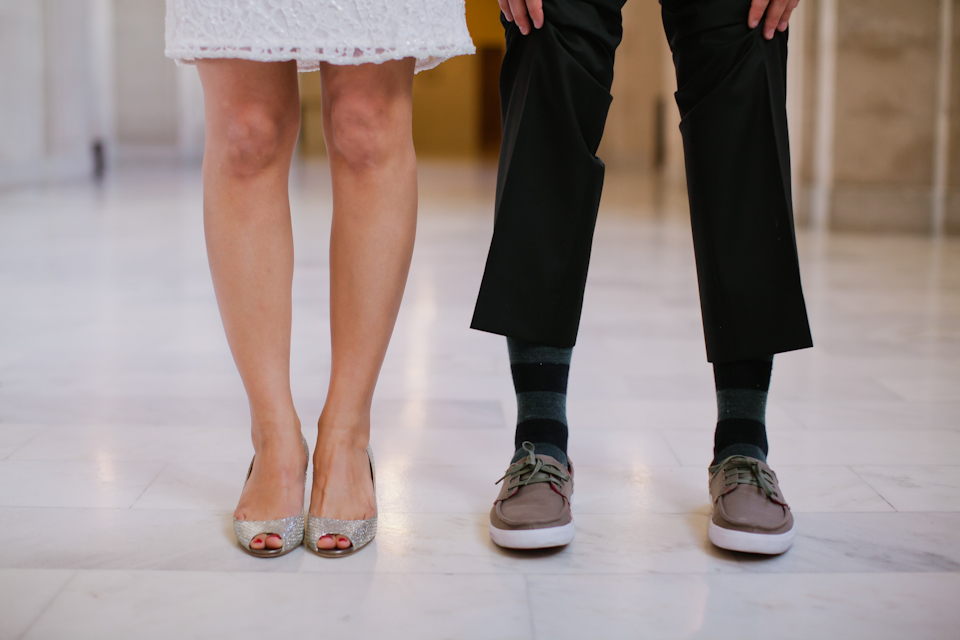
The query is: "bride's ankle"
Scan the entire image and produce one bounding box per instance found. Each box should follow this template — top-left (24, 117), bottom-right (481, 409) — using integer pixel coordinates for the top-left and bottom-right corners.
top-left (316, 418), bottom-right (370, 449)
top-left (251, 419), bottom-right (305, 452)
top-left (314, 431), bottom-right (369, 454)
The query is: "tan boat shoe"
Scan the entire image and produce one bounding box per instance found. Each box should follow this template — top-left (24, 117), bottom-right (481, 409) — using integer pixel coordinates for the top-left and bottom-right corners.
top-left (489, 442), bottom-right (575, 549)
top-left (708, 455), bottom-right (794, 555)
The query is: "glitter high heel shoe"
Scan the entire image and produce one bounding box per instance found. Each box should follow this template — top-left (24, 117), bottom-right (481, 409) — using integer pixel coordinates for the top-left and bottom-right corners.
top-left (233, 434), bottom-right (310, 558)
top-left (305, 446), bottom-right (378, 558)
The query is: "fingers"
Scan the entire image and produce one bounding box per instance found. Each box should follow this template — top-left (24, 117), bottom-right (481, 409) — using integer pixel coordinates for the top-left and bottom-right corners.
top-left (501, 0), bottom-right (543, 35)
top-left (748, 0), bottom-right (769, 29)
top-left (777, 0), bottom-right (800, 32)
top-left (508, 0), bottom-right (532, 35)
top-left (763, 0), bottom-right (791, 39)
top-left (499, 0), bottom-right (513, 24)
top-left (748, 0), bottom-right (799, 39)
top-left (527, 0), bottom-right (544, 29)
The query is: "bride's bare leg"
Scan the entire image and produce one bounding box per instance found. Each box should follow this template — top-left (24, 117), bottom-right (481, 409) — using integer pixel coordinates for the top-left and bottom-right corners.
top-left (309, 59), bottom-right (417, 550)
top-left (197, 59), bottom-right (306, 551)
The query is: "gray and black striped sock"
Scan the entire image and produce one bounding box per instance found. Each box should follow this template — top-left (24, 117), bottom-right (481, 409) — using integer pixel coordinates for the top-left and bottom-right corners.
top-left (712, 356), bottom-right (773, 465)
top-left (507, 338), bottom-right (572, 466)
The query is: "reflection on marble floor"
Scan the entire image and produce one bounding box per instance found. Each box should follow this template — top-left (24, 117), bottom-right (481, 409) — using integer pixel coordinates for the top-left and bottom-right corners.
top-left (1, 161), bottom-right (959, 639)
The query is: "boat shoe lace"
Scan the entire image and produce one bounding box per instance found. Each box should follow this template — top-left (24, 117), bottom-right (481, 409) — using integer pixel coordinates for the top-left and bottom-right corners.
top-left (710, 455), bottom-right (786, 506)
top-left (495, 441), bottom-right (571, 493)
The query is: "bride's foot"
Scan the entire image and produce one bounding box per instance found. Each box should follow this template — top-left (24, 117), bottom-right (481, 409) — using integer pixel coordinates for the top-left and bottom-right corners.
top-left (309, 430), bottom-right (377, 551)
top-left (234, 422), bottom-right (308, 552)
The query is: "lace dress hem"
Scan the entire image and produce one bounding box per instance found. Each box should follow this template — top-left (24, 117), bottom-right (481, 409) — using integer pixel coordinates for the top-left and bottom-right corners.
top-left (166, 43), bottom-right (476, 74)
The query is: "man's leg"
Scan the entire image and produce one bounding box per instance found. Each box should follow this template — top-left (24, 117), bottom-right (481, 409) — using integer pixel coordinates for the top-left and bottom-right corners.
top-left (662, 0), bottom-right (813, 555)
top-left (475, 0), bottom-right (624, 550)
top-left (472, 0), bottom-right (623, 347)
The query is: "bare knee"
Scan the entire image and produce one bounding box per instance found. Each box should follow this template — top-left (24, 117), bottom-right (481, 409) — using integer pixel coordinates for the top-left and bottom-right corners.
top-left (215, 104), bottom-right (300, 177)
top-left (324, 92), bottom-right (409, 171)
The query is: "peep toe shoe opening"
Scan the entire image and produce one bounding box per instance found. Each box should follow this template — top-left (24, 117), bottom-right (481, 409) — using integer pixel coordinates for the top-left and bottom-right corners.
top-left (233, 434), bottom-right (310, 558)
top-left (305, 446), bottom-right (378, 558)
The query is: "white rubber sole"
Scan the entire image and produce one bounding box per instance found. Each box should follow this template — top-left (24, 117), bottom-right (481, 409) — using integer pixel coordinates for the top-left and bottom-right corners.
top-left (708, 520), bottom-right (795, 555)
top-left (489, 521), bottom-right (575, 550)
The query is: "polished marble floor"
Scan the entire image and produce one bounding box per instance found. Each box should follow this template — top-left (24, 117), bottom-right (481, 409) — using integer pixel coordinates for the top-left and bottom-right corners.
top-left (0, 161), bottom-right (958, 639)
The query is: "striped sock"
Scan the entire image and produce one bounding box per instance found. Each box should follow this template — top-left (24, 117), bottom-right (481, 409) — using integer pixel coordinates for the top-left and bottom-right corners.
top-left (507, 338), bottom-right (571, 466)
top-left (712, 356), bottom-right (773, 464)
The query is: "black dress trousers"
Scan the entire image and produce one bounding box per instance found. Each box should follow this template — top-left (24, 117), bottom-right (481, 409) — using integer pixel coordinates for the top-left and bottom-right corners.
top-left (471, 0), bottom-right (814, 363)
top-left (470, 0), bottom-right (626, 349)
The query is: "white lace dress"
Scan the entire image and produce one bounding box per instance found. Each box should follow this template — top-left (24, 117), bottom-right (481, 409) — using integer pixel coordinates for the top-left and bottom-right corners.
top-left (165, 0), bottom-right (475, 73)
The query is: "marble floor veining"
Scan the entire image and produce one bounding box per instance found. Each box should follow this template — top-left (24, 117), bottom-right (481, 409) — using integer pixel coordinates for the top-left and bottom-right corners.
top-left (0, 161), bottom-right (958, 639)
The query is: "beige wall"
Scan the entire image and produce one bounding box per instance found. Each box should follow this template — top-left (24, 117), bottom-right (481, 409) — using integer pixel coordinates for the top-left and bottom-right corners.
top-left (599, 0), bottom-right (669, 170)
top-left (299, 73), bottom-right (326, 157)
top-left (410, 55), bottom-right (481, 157)
top-left (795, 0), bottom-right (959, 234)
top-left (411, 0), bottom-right (501, 157)
top-left (948, 0), bottom-right (960, 233)
top-left (830, 0), bottom-right (941, 232)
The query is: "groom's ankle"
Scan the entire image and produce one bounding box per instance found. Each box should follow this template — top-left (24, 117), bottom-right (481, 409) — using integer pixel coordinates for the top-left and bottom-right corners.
top-left (512, 442), bottom-right (568, 467)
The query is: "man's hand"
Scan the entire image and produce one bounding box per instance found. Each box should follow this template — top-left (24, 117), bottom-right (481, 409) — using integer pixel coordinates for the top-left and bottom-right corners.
top-left (499, 0), bottom-right (544, 36)
top-left (749, 0), bottom-right (800, 40)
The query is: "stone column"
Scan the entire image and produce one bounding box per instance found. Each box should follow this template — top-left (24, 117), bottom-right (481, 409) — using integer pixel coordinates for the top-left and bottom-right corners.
top-left (832, 0), bottom-right (942, 232)
top-left (798, 0), bottom-right (958, 235)
top-left (947, 0), bottom-right (960, 233)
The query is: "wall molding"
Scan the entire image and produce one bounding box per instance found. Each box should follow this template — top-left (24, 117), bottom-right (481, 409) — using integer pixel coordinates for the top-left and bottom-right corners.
top-left (931, 0), bottom-right (954, 236)
top-left (811, 0), bottom-right (838, 232)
